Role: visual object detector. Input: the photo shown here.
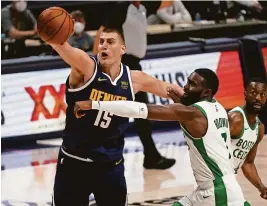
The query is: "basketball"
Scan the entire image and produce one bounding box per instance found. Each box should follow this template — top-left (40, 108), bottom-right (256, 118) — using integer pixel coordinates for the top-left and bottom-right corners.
top-left (37, 7), bottom-right (74, 45)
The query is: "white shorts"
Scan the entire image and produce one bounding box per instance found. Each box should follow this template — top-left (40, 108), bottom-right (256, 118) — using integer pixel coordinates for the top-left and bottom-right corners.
top-left (174, 175), bottom-right (249, 206)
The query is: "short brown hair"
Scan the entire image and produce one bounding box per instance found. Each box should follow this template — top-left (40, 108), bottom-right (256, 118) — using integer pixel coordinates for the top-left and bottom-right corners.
top-left (102, 27), bottom-right (125, 44)
top-left (71, 10), bottom-right (84, 19)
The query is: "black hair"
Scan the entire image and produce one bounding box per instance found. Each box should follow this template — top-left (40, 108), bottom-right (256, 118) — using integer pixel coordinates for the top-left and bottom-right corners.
top-left (194, 68), bottom-right (219, 95)
top-left (246, 77), bottom-right (267, 89)
top-left (102, 27), bottom-right (125, 44)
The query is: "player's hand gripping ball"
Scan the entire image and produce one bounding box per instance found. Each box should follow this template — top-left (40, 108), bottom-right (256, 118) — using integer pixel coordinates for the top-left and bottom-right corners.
top-left (37, 7), bottom-right (74, 45)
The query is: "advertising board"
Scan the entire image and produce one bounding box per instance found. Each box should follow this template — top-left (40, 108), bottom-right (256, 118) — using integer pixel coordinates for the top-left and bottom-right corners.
top-left (1, 51), bottom-right (244, 138)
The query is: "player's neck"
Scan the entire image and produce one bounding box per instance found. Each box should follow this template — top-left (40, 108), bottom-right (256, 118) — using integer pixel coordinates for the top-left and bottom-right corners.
top-left (101, 62), bottom-right (121, 81)
top-left (243, 105), bottom-right (258, 125)
top-left (202, 97), bottom-right (213, 102)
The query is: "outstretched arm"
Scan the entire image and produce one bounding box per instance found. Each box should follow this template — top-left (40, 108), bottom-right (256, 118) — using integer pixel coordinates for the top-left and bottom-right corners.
top-left (49, 41), bottom-right (95, 90)
top-left (74, 100), bottom-right (207, 138)
top-left (131, 70), bottom-right (184, 99)
top-left (74, 100), bottom-right (202, 122)
top-left (51, 42), bottom-right (94, 76)
top-left (241, 123), bottom-right (267, 199)
top-left (38, 12), bottom-right (95, 89)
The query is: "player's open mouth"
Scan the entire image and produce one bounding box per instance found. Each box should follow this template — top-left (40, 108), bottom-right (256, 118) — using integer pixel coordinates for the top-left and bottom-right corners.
top-left (101, 52), bottom-right (108, 59)
top-left (253, 103), bottom-right (262, 109)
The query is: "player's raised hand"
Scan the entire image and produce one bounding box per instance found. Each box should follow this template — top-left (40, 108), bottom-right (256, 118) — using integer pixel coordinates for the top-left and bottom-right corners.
top-left (260, 185), bottom-right (267, 200)
top-left (167, 87), bottom-right (181, 103)
top-left (74, 100), bottom-right (92, 118)
top-left (37, 7), bottom-right (74, 45)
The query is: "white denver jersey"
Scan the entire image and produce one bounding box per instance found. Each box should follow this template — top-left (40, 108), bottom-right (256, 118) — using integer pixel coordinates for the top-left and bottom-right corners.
top-left (230, 106), bottom-right (259, 174)
top-left (181, 99), bottom-right (234, 185)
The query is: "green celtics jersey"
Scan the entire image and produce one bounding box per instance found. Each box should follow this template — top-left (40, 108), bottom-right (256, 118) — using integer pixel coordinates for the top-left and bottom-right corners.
top-left (181, 99), bottom-right (234, 185)
top-left (230, 106), bottom-right (259, 174)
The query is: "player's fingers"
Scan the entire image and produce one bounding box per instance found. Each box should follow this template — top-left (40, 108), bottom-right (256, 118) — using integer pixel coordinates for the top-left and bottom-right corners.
top-left (260, 192), bottom-right (267, 199)
top-left (170, 92), bottom-right (180, 100)
top-left (167, 94), bottom-right (177, 102)
top-left (167, 88), bottom-right (178, 95)
top-left (167, 88), bottom-right (176, 96)
top-left (74, 110), bottom-right (79, 118)
top-left (169, 91), bottom-right (180, 98)
top-left (168, 87), bottom-right (180, 94)
top-left (167, 91), bottom-right (180, 102)
top-left (78, 112), bottom-right (86, 118)
top-left (75, 109), bottom-right (86, 119)
top-left (168, 91), bottom-right (178, 98)
top-left (74, 107), bottom-right (81, 118)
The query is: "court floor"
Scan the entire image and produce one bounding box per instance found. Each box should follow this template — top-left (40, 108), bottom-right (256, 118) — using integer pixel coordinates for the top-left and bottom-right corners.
top-left (1, 130), bottom-right (267, 206)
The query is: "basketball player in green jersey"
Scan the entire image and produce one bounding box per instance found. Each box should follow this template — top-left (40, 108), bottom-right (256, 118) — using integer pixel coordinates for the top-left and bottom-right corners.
top-left (74, 68), bottom-right (247, 205)
top-left (228, 78), bottom-right (267, 200)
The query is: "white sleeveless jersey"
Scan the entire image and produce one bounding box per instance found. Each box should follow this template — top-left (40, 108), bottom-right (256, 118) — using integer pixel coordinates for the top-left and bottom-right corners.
top-left (181, 99), bottom-right (234, 185)
top-left (230, 106), bottom-right (259, 174)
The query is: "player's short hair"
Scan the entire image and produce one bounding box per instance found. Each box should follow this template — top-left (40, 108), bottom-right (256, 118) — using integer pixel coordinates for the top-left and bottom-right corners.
top-left (246, 77), bottom-right (267, 89)
top-left (195, 68), bottom-right (219, 95)
top-left (71, 10), bottom-right (84, 20)
top-left (102, 27), bottom-right (125, 44)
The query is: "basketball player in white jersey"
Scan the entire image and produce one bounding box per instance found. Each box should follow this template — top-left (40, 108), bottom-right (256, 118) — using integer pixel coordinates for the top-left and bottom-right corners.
top-left (228, 78), bottom-right (267, 200)
top-left (74, 68), bottom-right (247, 205)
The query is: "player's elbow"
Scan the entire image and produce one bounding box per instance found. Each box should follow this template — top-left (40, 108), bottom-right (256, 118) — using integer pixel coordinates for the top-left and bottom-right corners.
top-left (54, 43), bottom-right (89, 68)
top-left (242, 160), bottom-right (254, 169)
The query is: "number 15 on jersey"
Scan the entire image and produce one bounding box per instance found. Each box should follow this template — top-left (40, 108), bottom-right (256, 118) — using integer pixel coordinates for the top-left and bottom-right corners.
top-left (94, 110), bottom-right (113, 128)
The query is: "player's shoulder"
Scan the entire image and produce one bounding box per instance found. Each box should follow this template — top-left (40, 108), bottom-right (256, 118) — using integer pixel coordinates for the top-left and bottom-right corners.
top-left (188, 101), bottom-right (212, 120)
top-left (228, 106), bottom-right (242, 117)
top-left (129, 70), bottom-right (151, 82)
top-left (229, 106), bottom-right (243, 113)
top-left (81, 54), bottom-right (97, 70)
top-left (192, 99), bottom-right (218, 109)
top-left (129, 70), bottom-right (141, 77)
top-left (87, 54), bottom-right (98, 62)
top-left (228, 110), bottom-right (244, 125)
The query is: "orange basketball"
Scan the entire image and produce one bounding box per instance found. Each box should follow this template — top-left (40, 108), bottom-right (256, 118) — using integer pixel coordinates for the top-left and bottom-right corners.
top-left (37, 7), bottom-right (74, 45)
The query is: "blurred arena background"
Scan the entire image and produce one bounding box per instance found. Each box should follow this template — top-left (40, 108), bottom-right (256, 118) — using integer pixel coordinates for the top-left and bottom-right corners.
top-left (1, 1), bottom-right (267, 205)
